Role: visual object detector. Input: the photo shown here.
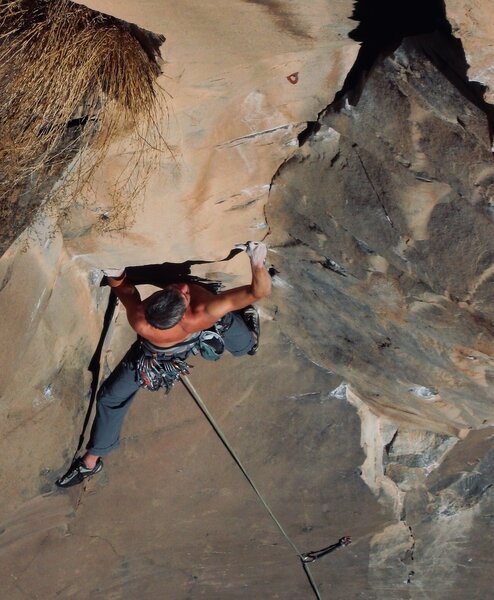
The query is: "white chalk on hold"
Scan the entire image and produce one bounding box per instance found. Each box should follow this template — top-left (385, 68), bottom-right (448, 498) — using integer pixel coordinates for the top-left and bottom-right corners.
top-left (249, 222), bottom-right (268, 230)
top-left (271, 274), bottom-right (293, 289)
top-left (330, 383), bottom-right (348, 400)
top-left (88, 269), bottom-right (102, 285)
top-left (408, 385), bottom-right (438, 400)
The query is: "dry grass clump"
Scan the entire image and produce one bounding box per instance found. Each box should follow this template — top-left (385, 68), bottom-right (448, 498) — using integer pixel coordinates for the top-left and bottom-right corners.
top-left (0, 0), bottom-right (167, 252)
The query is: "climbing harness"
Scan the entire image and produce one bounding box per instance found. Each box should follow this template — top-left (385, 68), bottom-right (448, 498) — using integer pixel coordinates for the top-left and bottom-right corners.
top-left (180, 374), bottom-right (351, 600)
top-left (135, 326), bottom-right (227, 393)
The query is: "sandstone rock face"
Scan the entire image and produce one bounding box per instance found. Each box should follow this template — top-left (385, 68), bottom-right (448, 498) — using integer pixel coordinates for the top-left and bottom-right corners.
top-left (268, 33), bottom-right (494, 436)
top-left (1, 1), bottom-right (494, 599)
top-left (64, 0), bottom-right (358, 265)
top-left (347, 384), bottom-right (494, 599)
top-left (0, 324), bottom-right (391, 599)
top-left (445, 0), bottom-right (494, 103)
top-left (0, 0), bottom-right (357, 513)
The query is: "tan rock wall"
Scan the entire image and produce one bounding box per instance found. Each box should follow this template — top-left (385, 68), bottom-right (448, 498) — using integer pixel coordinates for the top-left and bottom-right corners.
top-left (2, 2), bottom-right (494, 598)
top-left (66, 0), bottom-right (357, 262)
top-left (445, 0), bottom-right (494, 103)
top-left (0, 0), bottom-right (357, 517)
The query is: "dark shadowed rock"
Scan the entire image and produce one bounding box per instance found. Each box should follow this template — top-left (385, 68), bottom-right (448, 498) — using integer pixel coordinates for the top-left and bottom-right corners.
top-left (267, 33), bottom-right (494, 434)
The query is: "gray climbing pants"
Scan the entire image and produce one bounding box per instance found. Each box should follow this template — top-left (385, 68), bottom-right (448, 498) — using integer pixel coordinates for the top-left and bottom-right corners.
top-left (87, 312), bottom-right (255, 456)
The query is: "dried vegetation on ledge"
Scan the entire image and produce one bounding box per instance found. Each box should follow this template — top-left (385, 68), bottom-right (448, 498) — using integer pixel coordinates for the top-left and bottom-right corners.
top-left (0, 0), bottom-right (167, 253)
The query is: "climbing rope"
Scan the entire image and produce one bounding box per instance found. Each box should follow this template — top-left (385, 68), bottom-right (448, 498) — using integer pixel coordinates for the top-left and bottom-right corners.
top-left (180, 375), bottom-right (351, 599)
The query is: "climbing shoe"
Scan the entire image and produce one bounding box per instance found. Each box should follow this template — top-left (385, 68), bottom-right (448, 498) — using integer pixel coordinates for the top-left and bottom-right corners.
top-left (55, 456), bottom-right (103, 488)
top-left (242, 305), bottom-right (260, 355)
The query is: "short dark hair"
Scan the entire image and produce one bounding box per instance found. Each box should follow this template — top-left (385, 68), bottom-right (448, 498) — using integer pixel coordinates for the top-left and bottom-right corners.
top-left (145, 288), bottom-right (186, 329)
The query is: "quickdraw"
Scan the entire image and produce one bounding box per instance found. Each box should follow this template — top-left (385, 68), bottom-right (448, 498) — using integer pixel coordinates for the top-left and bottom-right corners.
top-left (300, 536), bottom-right (352, 563)
top-left (181, 374), bottom-right (352, 600)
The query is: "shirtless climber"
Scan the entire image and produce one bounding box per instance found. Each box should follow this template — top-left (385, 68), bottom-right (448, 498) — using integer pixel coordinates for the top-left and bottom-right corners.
top-left (56, 242), bottom-right (271, 488)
